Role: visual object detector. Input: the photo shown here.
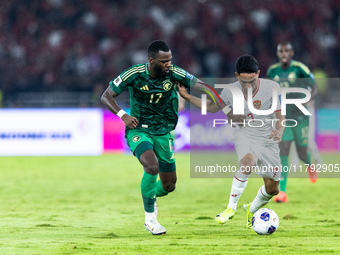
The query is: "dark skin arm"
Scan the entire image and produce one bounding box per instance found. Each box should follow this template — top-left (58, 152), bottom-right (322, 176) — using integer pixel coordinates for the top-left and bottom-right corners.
top-left (101, 86), bottom-right (138, 129)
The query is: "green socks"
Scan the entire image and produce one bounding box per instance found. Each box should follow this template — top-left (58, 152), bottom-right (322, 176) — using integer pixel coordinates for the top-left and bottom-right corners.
top-left (141, 172), bottom-right (157, 213)
top-left (156, 180), bottom-right (169, 197)
top-left (280, 152), bottom-right (311, 193)
top-left (280, 155), bottom-right (289, 192)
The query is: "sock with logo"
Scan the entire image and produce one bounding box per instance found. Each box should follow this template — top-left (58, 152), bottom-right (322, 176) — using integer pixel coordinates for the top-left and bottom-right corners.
top-left (141, 172), bottom-right (157, 213)
top-left (227, 170), bottom-right (249, 211)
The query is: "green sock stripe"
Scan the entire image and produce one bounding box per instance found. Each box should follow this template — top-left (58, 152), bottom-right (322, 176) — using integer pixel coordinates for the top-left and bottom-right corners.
top-left (279, 178), bottom-right (287, 193)
top-left (134, 141), bottom-right (153, 160)
top-left (159, 161), bottom-right (176, 173)
top-left (156, 180), bottom-right (169, 197)
top-left (280, 155), bottom-right (289, 192)
top-left (142, 195), bottom-right (156, 213)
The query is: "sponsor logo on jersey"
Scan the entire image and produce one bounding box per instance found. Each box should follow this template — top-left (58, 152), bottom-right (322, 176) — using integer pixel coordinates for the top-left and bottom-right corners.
top-left (186, 72), bottom-right (193, 79)
top-left (288, 72), bottom-right (297, 83)
top-left (132, 135), bottom-right (141, 143)
top-left (113, 76), bottom-right (122, 86)
top-left (163, 80), bottom-right (173, 91)
top-left (141, 85), bottom-right (149, 90)
top-left (253, 100), bottom-right (261, 109)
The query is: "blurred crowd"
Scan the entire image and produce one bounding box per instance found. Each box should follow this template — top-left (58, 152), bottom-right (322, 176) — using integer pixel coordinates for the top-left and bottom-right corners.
top-left (1, 0), bottom-right (340, 105)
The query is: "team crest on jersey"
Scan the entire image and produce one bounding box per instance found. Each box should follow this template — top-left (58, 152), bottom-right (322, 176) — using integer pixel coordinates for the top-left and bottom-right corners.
top-left (288, 72), bottom-right (297, 83)
top-left (163, 80), bottom-right (173, 91)
top-left (253, 100), bottom-right (261, 109)
top-left (132, 135), bottom-right (141, 143)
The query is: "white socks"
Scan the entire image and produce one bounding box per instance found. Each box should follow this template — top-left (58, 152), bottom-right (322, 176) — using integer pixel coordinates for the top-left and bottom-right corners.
top-left (227, 171), bottom-right (249, 211)
top-left (249, 185), bottom-right (273, 214)
top-left (145, 211), bottom-right (156, 221)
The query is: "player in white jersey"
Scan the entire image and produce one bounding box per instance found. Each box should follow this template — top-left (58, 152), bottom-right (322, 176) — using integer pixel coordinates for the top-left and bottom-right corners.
top-left (178, 55), bottom-right (285, 229)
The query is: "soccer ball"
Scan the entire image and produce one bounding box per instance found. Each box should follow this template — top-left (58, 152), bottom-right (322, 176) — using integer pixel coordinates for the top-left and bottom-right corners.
top-left (252, 208), bottom-right (279, 235)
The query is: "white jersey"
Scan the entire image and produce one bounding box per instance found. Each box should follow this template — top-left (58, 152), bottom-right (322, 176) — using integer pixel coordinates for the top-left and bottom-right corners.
top-left (219, 78), bottom-right (282, 179)
top-left (220, 78), bottom-right (281, 141)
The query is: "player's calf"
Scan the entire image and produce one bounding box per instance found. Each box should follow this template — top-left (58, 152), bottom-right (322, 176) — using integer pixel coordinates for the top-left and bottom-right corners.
top-left (162, 182), bottom-right (176, 193)
top-left (144, 163), bottom-right (159, 176)
top-left (265, 186), bottom-right (279, 196)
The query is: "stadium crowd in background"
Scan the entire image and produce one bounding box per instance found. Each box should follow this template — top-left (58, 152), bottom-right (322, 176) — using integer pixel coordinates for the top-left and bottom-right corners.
top-left (0, 0), bottom-right (339, 103)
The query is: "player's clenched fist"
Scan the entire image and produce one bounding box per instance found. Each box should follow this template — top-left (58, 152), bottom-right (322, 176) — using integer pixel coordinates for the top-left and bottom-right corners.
top-left (121, 114), bottom-right (138, 129)
top-left (269, 129), bottom-right (283, 143)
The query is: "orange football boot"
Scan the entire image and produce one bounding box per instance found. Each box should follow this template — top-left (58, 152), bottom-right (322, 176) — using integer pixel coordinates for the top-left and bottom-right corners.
top-left (273, 191), bottom-right (289, 203)
top-left (307, 166), bottom-right (318, 183)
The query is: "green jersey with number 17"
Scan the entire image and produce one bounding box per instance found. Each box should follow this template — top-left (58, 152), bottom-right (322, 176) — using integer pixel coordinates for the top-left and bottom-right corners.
top-left (266, 60), bottom-right (316, 120)
top-left (110, 63), bottom-right (197, 135)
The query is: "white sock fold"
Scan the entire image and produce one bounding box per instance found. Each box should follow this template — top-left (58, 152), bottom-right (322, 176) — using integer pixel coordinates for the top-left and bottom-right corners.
top-left (227, 170), bottom-right (249, 211)
top-left (145, 211), bottom-right (156, 221)
top-left (249, 185), bottom-right (273, 214)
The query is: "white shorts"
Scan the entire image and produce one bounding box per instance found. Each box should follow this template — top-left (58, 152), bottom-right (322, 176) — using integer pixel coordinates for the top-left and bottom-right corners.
top-left (234, 133), bottom-right (281, 181)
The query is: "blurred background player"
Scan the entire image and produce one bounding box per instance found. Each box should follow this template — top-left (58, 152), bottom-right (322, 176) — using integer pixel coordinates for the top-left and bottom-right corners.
top-left (267, 41), bottom-right (319, 203)
top-left (178, 55), bottom-right (285, 229)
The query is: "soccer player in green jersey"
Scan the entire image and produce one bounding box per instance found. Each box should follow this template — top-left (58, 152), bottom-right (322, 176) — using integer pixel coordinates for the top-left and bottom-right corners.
top-left (267, 41), bottom-right (319, 203)
top-left (101, 40), bottom-right (217, 235)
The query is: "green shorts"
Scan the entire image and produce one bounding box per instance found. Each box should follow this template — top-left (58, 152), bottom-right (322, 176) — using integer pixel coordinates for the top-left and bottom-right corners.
top-left (126, 129), bottom-right (176, 172)
top-left (282, 117), bottom-right (309, 147)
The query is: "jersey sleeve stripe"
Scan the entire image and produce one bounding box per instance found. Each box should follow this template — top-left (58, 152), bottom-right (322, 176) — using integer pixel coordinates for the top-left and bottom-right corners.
top-left (174, 70), bottom-right (186, 78)
top-left (122, 67), bottom-right (145, 80)
top-left (121, 67), bottom-right (137, 79)
top-left (266, 63), bottom-right (280, 75)
top-left (292, 61), bottom-right (311, 74)
top-left (174, 67), bottom-right (186, 75)
top-left (121, 66), bottom-right (145, 79)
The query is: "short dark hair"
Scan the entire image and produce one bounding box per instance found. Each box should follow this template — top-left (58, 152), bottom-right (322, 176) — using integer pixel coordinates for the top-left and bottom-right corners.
top-left (148, 40), bottom-right (170, 58)
top-left (236, 54), bottom-right (259, 74)
top-left (277, 41), bottom-right (293, 50)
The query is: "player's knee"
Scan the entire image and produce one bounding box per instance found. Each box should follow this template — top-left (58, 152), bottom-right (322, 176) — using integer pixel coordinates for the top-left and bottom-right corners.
top-left (240, 154), bottom-right (256, 170)
top-left (279, 143), bottom-right (290, 156)
top-left (163, 183), bottom-right (176, 193)
top-left (144, 163), bottom-right (159, 176)
top-left (240, 162), bottom-right (255, 173)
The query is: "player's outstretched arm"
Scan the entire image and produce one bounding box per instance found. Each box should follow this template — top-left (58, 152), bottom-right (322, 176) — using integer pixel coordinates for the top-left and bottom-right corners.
top-left (226, 110), bottom-right (245, 123)
top-left (269, 110), bottom-right (285, 143)
top-left (101, 85), bottom-right (138, 129)
top-left (176, 83), bottom-right (219, 113)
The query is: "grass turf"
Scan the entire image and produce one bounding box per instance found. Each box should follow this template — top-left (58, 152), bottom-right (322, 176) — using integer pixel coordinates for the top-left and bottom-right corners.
top-left (0, 153), bottom-right (339, 254)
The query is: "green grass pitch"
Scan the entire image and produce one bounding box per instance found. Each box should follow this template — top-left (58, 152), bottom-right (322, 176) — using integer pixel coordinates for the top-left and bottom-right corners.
top-left (1, 153), bottom-right (340, 254)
